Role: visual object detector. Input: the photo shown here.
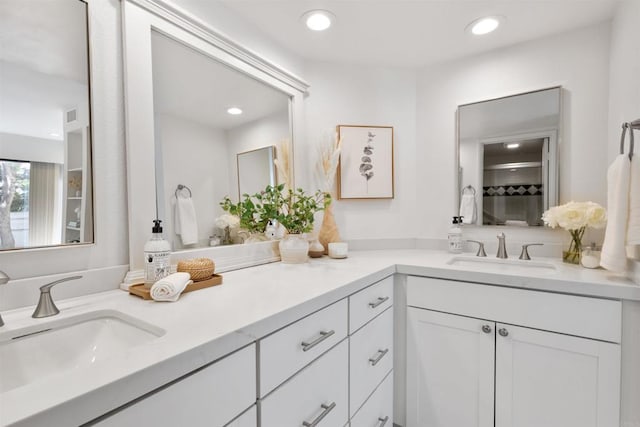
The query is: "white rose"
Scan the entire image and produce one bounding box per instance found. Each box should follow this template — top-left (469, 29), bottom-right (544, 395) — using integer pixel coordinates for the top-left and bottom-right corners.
top-left (542, 206), bottom-right (560, 228)
top-left (585, 201), bottom-right (607, 229)
top-left (556, 201), bottom-right (588, 230)
top-left (215, 214), bottom-right (240, 229)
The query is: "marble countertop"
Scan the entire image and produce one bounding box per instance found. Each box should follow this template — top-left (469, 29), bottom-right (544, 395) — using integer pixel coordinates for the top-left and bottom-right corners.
top-left (1, 249), bottom-right (638, 426)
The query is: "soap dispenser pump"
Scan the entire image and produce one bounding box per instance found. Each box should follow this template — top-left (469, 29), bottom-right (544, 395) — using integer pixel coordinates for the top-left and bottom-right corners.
top-left (144, 219), bottom-right (171, 288)
top-left (448, 216), bottom-right (463, 254)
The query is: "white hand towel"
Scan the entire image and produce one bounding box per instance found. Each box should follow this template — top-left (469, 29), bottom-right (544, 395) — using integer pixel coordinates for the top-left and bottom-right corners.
top-left (459, 193), bottom-right (477, 224)
top-left (150, 272), bottom-right (192, 302)
top-left (626, 156), bottom-right (640, 245)
top-left (601, 154), bottom-right (631, 272)
top-left (175, 196), bottom-right (198, 246)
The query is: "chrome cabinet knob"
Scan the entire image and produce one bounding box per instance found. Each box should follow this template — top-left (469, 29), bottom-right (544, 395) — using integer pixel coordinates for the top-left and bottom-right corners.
top-left (498, 328), bottom-right (509, 337)
top-left (482, 324), bottom-right (492, 334)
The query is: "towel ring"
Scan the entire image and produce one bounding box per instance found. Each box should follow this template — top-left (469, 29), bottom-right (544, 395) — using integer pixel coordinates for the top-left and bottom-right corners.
top-left (621, 120), bottom-right (638, 161)
top-left (462, 185), bottom-right (476, 196)
top-left (175, 184), bottom-right (192, 198)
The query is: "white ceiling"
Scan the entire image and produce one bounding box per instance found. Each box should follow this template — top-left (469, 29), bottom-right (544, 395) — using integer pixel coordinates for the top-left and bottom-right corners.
top-left (0, 0), bottom-right (89, 83)
top-left (151, 31), bottom-right (290, 130)
top-left (219, 0), bottom-right (620, 68)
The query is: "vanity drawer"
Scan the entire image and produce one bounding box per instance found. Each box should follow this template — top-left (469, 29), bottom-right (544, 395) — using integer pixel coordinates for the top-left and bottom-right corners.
top-left (350, 371), bottom-right (394, 427)
top-left (259, 299), bottom-right (348, 396)
top-left (349, 276), bottom-right (394, 334)
top-left (260, 339), bottom-right (349, 427)
top-left (407, 276), bottom-right (622, 342)
top-left (350, 306), bottom-right (394, 416)
top-left (93, 344), bottom-right (256, 426)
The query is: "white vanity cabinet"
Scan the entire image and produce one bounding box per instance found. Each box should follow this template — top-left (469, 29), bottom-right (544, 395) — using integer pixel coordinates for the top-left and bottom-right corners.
top-left (406, 276), bottom-right (622, 427)
top-left (91, 344), bottom-right (256, 427)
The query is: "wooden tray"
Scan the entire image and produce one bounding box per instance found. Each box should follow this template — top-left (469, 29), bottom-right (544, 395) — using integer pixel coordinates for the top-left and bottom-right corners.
top-left (129, 274), bottom-right (223, 300)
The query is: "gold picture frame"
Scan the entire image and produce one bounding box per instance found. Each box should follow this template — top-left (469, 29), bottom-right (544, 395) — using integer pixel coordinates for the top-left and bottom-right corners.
top-left (337, 125), bottom-right (394, 199)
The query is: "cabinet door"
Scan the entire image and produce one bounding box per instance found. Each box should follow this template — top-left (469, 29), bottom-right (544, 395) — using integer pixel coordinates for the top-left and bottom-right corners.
top-left (350, 371), bottom-right (393, 427)
top-left (406, 308), bottom-right (495, 427)
top-left (225, 405), bottom-right (257, 427)
top-left (495, 323), bottom-right (621, 427)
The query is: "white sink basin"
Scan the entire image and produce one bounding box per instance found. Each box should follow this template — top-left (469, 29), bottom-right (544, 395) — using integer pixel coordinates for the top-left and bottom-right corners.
top-left (447, 256), bottom-right (557, 274)
top-left (0, 310), bottom-right (165, 393)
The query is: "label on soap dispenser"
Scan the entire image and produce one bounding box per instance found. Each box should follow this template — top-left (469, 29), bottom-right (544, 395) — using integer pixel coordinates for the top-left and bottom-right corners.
top-left (144, 250), bottom-right (170, 287)
top-left (448, 233), bottom-right (463, 253)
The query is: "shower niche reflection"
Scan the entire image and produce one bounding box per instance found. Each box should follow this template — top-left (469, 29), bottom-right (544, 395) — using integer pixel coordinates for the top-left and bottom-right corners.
top-left (482, 138), bottom-right (546, 226)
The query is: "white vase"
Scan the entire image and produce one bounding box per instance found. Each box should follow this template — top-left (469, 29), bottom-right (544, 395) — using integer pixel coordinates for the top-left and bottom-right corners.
top-left (279, 234), bottom-right (309, 264)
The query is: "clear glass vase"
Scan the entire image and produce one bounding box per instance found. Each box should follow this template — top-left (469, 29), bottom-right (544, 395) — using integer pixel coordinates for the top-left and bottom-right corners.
top-left (562, 227), bottom-right (585, 265)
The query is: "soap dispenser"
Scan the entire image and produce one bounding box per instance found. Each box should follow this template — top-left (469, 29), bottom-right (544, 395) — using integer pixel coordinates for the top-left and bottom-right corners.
top-left (448, 216), bottom-right (463, 254)
top-left (144, 219), bottom-right (171, 288)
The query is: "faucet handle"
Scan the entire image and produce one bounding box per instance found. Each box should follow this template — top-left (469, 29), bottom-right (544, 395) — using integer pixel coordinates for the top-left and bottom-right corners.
top-left (466, 240), bottom-right (487, 257)
top-left (519, 243), bottom-right (544, 260)
top-left (32, 276), bottom-right (82, 319)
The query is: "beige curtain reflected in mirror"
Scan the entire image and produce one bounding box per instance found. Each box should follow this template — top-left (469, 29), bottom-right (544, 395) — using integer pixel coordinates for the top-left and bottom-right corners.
top-left (28, 162), bottom-right (63, 247)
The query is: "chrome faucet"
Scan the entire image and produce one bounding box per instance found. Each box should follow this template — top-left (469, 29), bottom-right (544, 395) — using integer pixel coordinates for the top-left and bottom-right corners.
top-left (32, 276), bottom-right (82, 319)
top-left (496, 233), bottom-right (508, 259)
top-left (0, 270), bottom-right (10, 327)
top-left (519, 243), bottom-right (544, 260)
top-left (466, 240), bottom-right (487, 257)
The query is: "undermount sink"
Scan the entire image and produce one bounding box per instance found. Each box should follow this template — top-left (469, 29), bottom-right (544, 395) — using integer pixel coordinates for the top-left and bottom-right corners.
top-left (447, 256), bottom-right (557, 274)
top-left (0, 310), bottom-right (165, 393)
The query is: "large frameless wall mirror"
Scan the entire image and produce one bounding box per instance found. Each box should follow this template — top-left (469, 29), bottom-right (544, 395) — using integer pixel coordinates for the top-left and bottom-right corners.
top-left (0, 0), bottom-right (94, 250)
top-left (122, 0), bottom-right (308, 272)
top-left (457, 87), bottom-right (561, 227)
top-left (151, 31), bottom-right (289, 251)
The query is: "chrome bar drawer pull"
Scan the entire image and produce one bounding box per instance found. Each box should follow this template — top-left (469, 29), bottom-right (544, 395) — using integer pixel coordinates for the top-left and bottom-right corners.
top-left (378, 416), bottom-right (390, 426)
top-left (301, 330), bottom-right (335, 352)
top-left (369, 348), bottom-right (389, 366)
top-left (302, 402), bottom-right (336, 426)
top-left (369, 296), bottom-right (389, 309)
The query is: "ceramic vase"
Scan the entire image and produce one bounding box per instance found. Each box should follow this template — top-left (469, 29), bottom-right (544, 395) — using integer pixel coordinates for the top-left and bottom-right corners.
top-left (319, 203), bottom-right (341, 255)
top-left (279, 233), bottom-right (309, 263)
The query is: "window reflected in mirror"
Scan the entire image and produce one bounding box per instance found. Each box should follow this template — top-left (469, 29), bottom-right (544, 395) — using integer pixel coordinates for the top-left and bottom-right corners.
top-left (151, 31), bottom-right (291, 251)
top-left (458, 87), bottom-right (561, 227)
top-left (0, 0), bottom-right (93, 250)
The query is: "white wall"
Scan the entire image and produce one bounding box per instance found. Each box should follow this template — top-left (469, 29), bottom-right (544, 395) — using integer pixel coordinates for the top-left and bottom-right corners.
top-left (416, 22), bottom-right (611, 252)
top-left (0, 0), bottom-right (128, 280)
top-left (156, 114), bottom-right (229, 249)
top-left (302, 62), bottom-right (419, 240)
top-left (225, 109), bottom-right (289, 200)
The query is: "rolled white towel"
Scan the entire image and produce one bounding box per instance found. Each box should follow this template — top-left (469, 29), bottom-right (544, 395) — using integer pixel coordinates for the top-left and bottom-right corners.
top-left (150, 272), bottom-right (192, 302)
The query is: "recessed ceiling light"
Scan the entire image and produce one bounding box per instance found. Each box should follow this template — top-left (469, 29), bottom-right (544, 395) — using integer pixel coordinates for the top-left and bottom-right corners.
top-left (302, 10), bottom-right (335, 31)
top-left (227, 107), bottom-right (243, 115)
top-left (506, 143), bottom-right (520, 149)
top-left (467, 16), bottom-right (503, 36)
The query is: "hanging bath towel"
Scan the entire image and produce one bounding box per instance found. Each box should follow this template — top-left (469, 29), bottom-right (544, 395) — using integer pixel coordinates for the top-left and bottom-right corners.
top-left (600, 154), bottom-right (631, 272)
top-left (175, 195), bottom-right (198, 246)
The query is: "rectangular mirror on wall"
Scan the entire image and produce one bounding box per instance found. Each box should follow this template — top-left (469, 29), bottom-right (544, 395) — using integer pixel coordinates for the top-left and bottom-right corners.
top-left (151, 31), bottom-right (290, 251)
top-left (457, 87), bottom-right (561, 227)
top-left (0, 0), bottom-right (93, 250)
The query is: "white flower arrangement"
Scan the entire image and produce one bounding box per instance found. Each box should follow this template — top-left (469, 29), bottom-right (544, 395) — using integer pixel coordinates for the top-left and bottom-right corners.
top-left (542, 201), bottom-right (607, 264)
top-left (214, 213), bottom-right (240, 230)
top-left (542, 201), bottom-right (607, 230)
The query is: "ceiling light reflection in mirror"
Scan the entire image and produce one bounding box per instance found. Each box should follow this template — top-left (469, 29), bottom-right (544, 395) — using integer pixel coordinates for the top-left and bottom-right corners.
top-left (150, 31), bottom-right (291, 251)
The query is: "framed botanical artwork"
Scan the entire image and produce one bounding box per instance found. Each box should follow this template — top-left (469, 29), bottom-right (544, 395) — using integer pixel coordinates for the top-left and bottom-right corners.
top-left (337, 125), bottom-right (394, 199)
